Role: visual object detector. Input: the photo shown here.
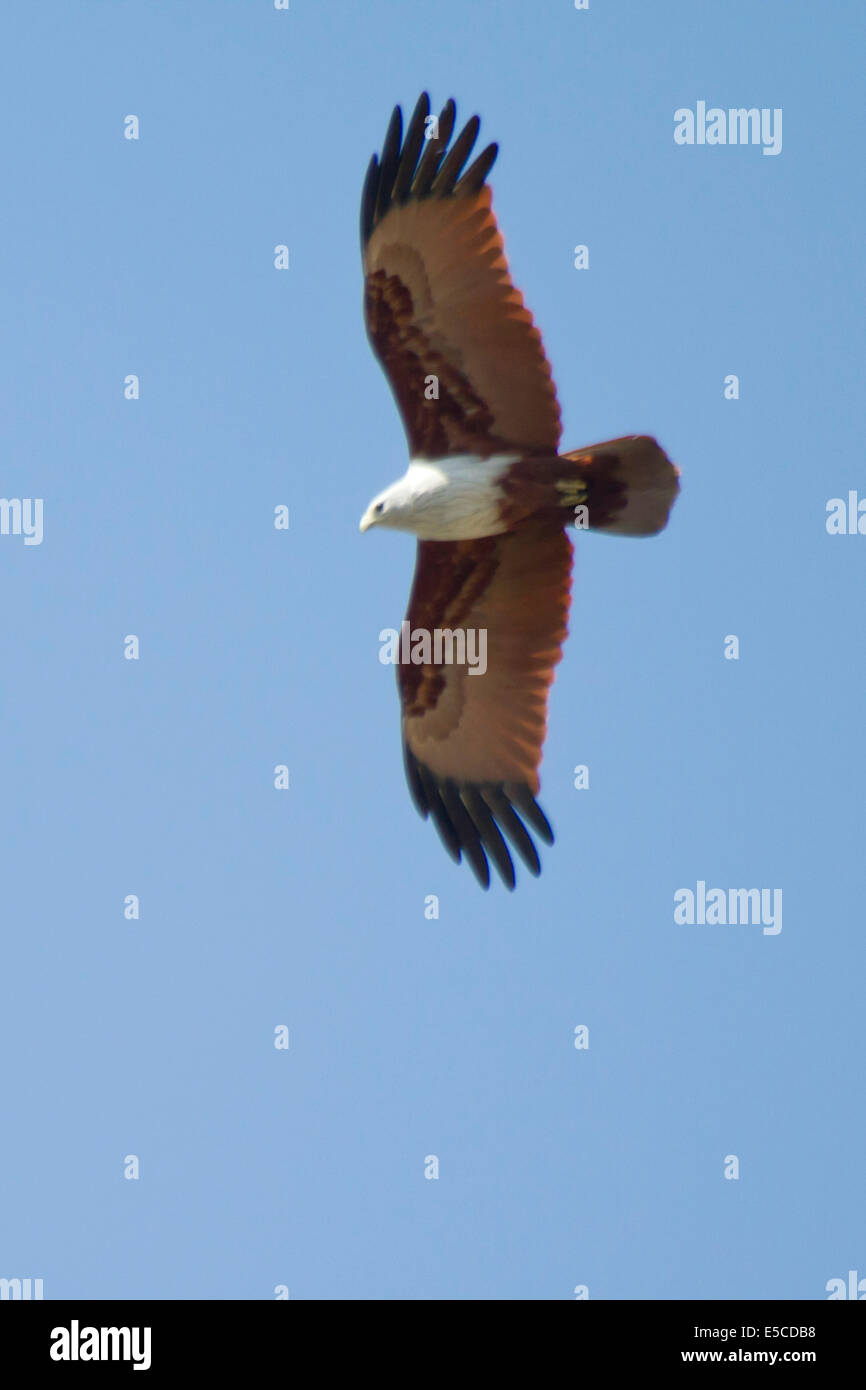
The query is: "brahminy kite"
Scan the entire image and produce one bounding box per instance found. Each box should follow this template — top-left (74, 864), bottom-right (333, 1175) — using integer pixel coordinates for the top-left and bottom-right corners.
top-left (360, 93), bottom-right (679, 889)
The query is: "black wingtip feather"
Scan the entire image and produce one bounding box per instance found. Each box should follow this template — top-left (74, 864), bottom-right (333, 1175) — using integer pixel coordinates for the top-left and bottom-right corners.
top-left (481, 788), bottom-right (542, 877)
top-left (457, 141), bottom-right (498, 195)
top-left (410, 98), bottom-right (456, 199)
top-left (374, 105), bottom-right (403, 225)
top-left (402, 740), bottom-right (429, 818)
top-left (505, 784), bottom-right (555, 846)
top-left (431, 114), bottom-right (480, 196)
top-left (415, 762), bottom-right (462, 865)
top-left (439, 782), bottom-right (494, 890)
top-left (360, 154), bottom-right (379, 248)
top-left (461, 787), bottom-right (517, 891)
top-left (361, 95), bottom-right (497, 251)
top-left (391, 92), bottom-right (431, 205)
top-left (403, 749), bottom-right (553, 888)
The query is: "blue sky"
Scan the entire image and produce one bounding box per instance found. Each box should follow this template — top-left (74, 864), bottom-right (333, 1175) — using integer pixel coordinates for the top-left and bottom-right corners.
top-left (1, 0), bottom-right (864, 1300)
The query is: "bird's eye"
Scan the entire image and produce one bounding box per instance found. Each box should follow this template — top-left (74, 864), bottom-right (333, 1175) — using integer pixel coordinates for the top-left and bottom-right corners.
top-left (374, 502), bottom-right (384, 514)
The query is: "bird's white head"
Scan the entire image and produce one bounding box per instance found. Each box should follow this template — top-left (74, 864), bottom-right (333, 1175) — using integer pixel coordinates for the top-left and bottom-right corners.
top-left (359, 462), bottom-right (448, 536)
top-left (358, 476), bottom-right (413, 534)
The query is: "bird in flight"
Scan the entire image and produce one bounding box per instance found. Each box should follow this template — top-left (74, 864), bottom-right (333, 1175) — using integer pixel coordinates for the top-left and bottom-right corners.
top-left (359, 93), bottom-right (679, 890)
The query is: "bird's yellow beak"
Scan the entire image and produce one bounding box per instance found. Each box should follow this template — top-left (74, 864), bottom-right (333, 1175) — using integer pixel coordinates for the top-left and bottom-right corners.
top-left (359, 510), bottom-right (373, 533)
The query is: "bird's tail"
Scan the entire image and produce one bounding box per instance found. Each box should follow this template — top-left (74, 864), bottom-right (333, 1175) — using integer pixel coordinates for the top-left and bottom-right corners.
top-left (556, 435), bottom-right (680, 536)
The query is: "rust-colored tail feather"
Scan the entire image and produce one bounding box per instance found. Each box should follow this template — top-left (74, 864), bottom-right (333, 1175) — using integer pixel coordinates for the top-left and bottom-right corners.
top-left (559, 435), bottom-right (680, 536)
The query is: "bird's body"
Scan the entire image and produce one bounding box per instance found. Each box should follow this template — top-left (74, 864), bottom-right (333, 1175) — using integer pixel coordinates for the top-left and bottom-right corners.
top-left (359, 93), bottom-right (680, 889)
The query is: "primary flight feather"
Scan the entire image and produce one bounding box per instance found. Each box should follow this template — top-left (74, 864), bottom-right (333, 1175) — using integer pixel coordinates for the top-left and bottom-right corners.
top-left (359, 93), bottom-right (680, 890)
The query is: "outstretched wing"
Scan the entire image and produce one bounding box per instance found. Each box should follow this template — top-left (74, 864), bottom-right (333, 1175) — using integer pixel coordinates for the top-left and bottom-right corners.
top-left (361, 92), bottom-right (561, 460)
top-left (399, 520), bottom-right (573, 889)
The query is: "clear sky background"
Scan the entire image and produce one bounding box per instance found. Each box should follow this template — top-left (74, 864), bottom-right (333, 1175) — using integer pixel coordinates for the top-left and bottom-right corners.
top-left (1, 0), bottom-right (864, 1301)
